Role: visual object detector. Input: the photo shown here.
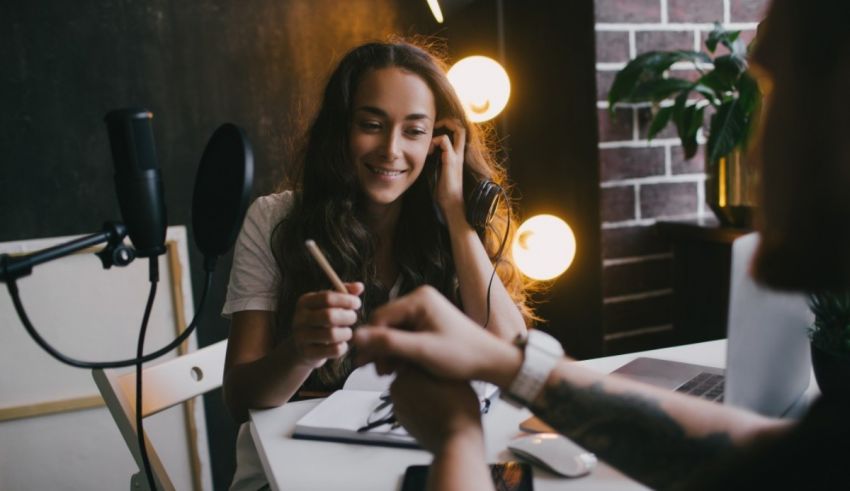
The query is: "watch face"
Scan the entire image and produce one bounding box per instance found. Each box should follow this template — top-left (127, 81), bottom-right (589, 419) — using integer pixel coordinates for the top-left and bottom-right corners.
top-left (529, 329), bottom-right (565, 356)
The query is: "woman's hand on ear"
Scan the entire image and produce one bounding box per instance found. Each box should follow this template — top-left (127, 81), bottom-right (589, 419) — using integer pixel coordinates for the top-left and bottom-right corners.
top-left (431, 118), bottom-right (467, 218)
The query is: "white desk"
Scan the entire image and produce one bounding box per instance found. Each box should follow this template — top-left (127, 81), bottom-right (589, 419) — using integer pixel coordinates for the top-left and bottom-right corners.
top-left (248, 339), bottom-right (816, 491)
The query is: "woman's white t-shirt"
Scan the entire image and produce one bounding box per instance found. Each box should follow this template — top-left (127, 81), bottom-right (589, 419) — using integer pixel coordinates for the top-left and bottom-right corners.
top-left (223, 191), bottom-right (402, 490)
top-left (222, 191), bottom-right (294, 318)
top-left (224, 192), bottom-right (292, 491)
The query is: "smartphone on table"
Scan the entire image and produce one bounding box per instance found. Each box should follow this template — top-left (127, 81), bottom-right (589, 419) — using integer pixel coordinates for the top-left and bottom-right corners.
top-left (400, 462), bottom-right (534, 491)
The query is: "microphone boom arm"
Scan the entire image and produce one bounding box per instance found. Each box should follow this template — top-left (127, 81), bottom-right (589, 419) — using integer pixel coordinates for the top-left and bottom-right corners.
top-left (0, 222), bottom-right (134, 283)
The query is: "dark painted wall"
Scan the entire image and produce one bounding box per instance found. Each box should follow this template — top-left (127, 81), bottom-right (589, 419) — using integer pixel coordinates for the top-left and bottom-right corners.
top-left (2, 1), bottom-right (426, 488)
top-left (429, 0), bottom-right (603, 359)
top-left (501, 1), bottom-right (603, 359)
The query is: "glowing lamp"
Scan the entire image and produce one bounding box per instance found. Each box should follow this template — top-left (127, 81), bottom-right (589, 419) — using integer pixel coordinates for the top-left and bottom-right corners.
top-left (512, 214), bottom-right (576, 281)
top-left (447, 56), bottom-right (511, 123)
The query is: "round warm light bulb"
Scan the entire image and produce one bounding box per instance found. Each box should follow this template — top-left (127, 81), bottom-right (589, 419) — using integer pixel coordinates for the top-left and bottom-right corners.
top-left (447, 56), bottom-right (510, 123)
top-left (512, 214), bottom-right (576, 280)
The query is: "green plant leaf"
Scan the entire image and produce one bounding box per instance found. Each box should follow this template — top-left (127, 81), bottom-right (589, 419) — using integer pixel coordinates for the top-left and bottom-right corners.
top-left (707, 99), bottom-right (746, 163)
top-left (672, 90), bottom-right (688, 130)
top-left (731, 37), bottom-right (747, 57)
top-left (689, 105), bottom-right (705, 139)
top-left (647, 105), bottom-right (674, 140)
top-left (672, 91), bottom-right (704, 159)
top-left (679, 104), bottom-right (704, 159)
top-left (692, 83), bottom-right (721, 106)
top-left (705, 23), bottom-right (723, 53)
top-left (737, 72), bottom-right (761, 147)
top-left (608, 51), bottom-right (711, 110)
top-left (631, 77), bottom-right (694, 102)
top-left (808, 290), bottom-right (850, 355)
top-left (706, 22), bottom-right (742, 54)
top-left (737, 72), bottom-right (760, 116)
top-left (712, 55), bottom-right (748, 89)
top-left (698, 70), bottom-right (733, 95)
top-left (728, 53), bottom-right (749, 73)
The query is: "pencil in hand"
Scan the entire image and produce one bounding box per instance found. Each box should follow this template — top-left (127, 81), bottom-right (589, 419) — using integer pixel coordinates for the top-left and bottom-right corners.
top-left (305, 239), bottom-right (348, 293)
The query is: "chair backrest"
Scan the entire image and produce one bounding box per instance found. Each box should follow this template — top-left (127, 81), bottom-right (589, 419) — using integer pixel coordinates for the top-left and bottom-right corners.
top-left (92, 339), bottom-right (227, 491)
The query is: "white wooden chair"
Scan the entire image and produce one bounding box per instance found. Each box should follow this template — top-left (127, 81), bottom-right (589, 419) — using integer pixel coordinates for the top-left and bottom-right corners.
top-left (92, 340), bottom-right (227, 491)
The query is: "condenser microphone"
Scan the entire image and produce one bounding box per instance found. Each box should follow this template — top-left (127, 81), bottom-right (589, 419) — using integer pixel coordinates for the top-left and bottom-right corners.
top-left (104, 108), bottom-right (167, 257)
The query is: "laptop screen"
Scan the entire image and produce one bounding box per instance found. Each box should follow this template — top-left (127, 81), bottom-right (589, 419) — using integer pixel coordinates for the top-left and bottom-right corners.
top-left (724, 232), bottom-right (813, 417)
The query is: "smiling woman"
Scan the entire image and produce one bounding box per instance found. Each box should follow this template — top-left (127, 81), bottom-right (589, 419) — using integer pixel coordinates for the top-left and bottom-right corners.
top-left (220, 40), bottom-right (539, 490)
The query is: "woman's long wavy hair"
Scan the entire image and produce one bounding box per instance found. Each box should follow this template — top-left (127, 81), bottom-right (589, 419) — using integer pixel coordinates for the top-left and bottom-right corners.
top-left (272, 40), bottom-right (537, 391)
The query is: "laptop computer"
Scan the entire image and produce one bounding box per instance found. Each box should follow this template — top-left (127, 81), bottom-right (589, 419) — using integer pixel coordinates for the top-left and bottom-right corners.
top-left (612, 232), bottom-right (813, 417)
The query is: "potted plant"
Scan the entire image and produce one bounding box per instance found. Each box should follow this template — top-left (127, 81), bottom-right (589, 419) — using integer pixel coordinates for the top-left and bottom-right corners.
top-left (808, 290), bottom-right (850, 399)
top-left (607, 23), bottom-right (761, 227)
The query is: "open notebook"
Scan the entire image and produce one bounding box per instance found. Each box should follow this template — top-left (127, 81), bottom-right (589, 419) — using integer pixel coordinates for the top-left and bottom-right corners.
top-left (292, 364), bottom-right (498, 448)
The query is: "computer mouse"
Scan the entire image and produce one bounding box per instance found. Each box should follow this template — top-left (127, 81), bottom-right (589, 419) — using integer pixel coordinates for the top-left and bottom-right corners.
top-left (507, 433), bottom-right (597, 477)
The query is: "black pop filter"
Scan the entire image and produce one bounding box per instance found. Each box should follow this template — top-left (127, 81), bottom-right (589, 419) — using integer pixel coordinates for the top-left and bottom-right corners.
top-left (192, 124), bottom-right (253, 269)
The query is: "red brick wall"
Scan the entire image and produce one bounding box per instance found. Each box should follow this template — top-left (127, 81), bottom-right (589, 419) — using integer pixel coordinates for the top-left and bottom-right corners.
top-left (594, 0), bottom-right (769, 354)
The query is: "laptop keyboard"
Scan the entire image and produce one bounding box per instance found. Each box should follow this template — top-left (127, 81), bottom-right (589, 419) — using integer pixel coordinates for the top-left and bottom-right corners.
top-left (675, 372), bottom-right (725, 402)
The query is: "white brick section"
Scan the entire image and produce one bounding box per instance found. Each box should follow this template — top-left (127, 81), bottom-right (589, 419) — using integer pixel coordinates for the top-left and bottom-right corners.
top-left (600, 137), bottom-right (679, 148)
top-left (634, 184), bottom-right (642, 220)
top-left (602, 215), bottom-right (697, 228)
top-left (595, 22), bottom-right (759, 31)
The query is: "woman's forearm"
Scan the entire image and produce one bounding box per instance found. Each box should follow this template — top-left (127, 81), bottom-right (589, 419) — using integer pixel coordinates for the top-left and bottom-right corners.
top-left (468, 343), bottom-right (790, 488)
top-left (444, 206), bottom-right (526, 340)
top-left (223, 338), bottom-right (314, 422)
top-left (427, 429), bottom-right (493, 491)
top-left (525, 362), bottom-right (790, 489)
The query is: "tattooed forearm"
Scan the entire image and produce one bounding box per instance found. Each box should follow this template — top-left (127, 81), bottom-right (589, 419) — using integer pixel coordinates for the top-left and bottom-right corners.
top-left (532, 381), bottom-right (733, 489)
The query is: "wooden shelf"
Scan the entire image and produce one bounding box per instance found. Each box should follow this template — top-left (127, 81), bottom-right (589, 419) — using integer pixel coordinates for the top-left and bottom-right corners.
top-left (658, 218), bottom-right (751, 244)
top-left (659, 219), bottom-right (754, 345)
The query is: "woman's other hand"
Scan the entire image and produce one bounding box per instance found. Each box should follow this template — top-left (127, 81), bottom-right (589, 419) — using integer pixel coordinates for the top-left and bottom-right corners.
top-left (431, 118), bottom-right (466, 217)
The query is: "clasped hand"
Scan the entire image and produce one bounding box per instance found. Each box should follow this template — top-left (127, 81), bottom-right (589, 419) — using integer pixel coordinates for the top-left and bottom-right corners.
top-left (390, 365), bottom-right (484, 454)
top-left (353, 285), bottom-right (518, 384)
top-left (353, 286), bottom-right (519, 453)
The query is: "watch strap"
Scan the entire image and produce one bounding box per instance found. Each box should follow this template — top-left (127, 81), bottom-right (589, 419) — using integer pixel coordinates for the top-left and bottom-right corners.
top-left (504, 329), bottom-right (564, 407)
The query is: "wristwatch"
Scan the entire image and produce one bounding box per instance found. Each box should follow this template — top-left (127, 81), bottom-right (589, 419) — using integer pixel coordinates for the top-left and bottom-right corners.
top-left (503, 329), bottom-right (564, 407)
